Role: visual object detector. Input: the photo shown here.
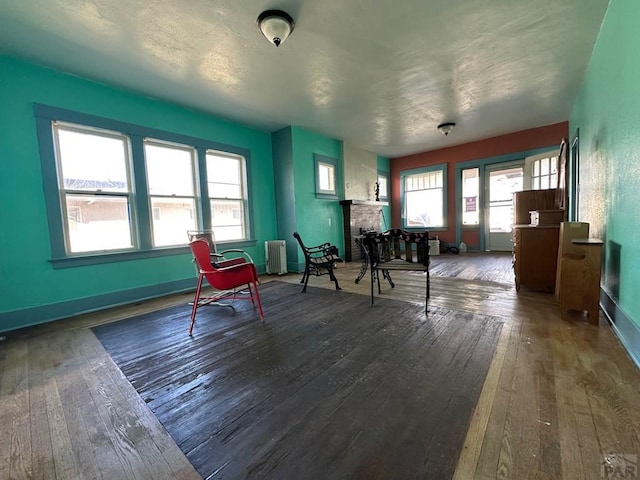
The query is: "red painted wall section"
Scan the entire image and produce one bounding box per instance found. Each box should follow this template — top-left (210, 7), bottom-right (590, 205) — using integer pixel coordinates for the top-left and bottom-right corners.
top-left (462, 229), bottom-right (480, 247)
top-left (389, 122), bottom-right (568, 244)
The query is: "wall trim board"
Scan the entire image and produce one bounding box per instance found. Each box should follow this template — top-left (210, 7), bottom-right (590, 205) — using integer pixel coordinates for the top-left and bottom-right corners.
top-left (0, 277), bottom-right (198, 334)
top-left (1, 263), bottom-right (269, 333)
top-left (287, 262), bottom-right (304, 274)
top-left (601, 288), bottom-right (640, 371)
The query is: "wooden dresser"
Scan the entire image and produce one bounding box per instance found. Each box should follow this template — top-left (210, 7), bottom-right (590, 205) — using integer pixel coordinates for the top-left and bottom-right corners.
top-left (511, 189), bottom-right (563, 293)
top-left (513, 225), bottom-right (560, 292)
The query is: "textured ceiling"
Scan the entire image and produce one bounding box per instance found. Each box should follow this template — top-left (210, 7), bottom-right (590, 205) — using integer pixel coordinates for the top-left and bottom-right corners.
top-left (0, 0), bottom-right (609, 157)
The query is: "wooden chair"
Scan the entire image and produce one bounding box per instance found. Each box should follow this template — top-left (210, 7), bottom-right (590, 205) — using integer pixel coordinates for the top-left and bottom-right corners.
top-left (188, 239), bottom-right (264, 335)
top-left (364, 229), bottom-right (430, 312)
top-left (293, 232), bottom-right (343, 293)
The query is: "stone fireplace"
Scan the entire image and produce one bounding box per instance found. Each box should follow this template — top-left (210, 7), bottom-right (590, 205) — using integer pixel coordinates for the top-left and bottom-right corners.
top-left (340, 200), bottom-right (388, 262)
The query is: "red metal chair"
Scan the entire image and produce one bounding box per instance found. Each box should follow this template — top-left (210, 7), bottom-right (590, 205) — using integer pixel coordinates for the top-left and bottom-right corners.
top-left (188, 239), bottom-right (264, 335)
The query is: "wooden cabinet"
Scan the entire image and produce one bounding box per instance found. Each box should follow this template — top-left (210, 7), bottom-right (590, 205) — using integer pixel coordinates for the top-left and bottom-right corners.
top-left (558, 239), bottom-right (603, 324)
top-left (513, 189), bottom-right (558, 225)
top-left (555, 222), bottom-right (590, 300)
top-left (513, 225), bottom-right (559, 292)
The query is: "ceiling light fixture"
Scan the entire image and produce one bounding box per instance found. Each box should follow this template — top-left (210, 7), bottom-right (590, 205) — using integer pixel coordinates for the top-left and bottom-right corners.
top-left (257, 10), bottom-right (295, 47)
top-left (437, 122), bottom-right (456, 136)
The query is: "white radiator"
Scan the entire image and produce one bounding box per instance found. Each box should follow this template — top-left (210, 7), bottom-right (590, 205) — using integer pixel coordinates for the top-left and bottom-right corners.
top-left (265, 240), bottom-right (287, 275)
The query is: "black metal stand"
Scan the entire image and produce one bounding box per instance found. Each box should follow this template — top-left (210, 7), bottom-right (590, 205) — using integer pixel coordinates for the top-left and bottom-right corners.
top-left (355, 236), bottom-right (393, 287)
top-left (354, 237), bottom-right (369, 284)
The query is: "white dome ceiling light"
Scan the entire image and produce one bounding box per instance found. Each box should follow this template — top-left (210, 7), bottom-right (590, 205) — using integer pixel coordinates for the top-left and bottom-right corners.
top-left (257, 10), bottom-right (295, 47)
top-left (437, 122), bottom-right (456, 136)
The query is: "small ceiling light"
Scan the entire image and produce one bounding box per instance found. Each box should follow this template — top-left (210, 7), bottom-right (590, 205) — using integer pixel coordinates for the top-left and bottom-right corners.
top-left (257, 10), bottom-right (295, 47)
top-left (437, 122), bottom-right (456, 136)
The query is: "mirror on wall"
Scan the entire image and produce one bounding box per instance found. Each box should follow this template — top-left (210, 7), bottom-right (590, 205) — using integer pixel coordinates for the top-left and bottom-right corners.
top-left (569, 130), bottom-right (580, 221)
top-left (555, 137), bottom-right (568, 214)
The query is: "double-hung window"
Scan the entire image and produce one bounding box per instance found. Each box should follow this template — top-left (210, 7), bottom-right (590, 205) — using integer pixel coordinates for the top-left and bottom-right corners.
top-left (402, 165), bottom-right (447, 228)
top-left (144, 140), bottom-right (198, 247)
top-left (36, 104), bottom-right (254, 266)
top-left (53, 123), bottom-right (134, 254)
top-left (206, 151), bottom-right (248, 242)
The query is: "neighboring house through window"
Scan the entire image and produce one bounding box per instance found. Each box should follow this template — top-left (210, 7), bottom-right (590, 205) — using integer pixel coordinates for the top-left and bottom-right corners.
top-left (144, 140), bottom-right (198, 247)
top-left (35, 104), bottom-right (254, 267)
top-left (206, 151), bottom-right (248, 242)
top-left (53, 123), bottom-right (135, 253)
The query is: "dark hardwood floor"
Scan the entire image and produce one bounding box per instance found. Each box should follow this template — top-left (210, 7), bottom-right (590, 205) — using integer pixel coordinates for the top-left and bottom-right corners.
top-left (93, 282), bottom-right (504, 479)
top-left (1, 252), bottom-right (639, 479)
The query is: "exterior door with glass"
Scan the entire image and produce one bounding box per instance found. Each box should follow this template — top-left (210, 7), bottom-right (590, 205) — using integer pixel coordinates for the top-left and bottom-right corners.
top-left (485, 163), bottom-right (524, 251)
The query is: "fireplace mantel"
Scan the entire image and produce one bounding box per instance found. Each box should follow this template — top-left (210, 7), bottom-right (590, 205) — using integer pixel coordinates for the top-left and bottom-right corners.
top-left (339, 199), bottom-right (389, 207)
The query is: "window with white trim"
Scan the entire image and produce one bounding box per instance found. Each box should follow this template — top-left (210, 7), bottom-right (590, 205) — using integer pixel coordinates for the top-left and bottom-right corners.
top-left (144, 140), bottom-right (198, 247)
top-left (206, 151), bottom-right (248, 242)
top-left (314, 153), bottom-right (339, 199)
top-left (318, 163), bottom-right (335, 194)
top-left (36, 104), bottom-right (255, 266)
top-left (524, 151), bottom-right (558, 190)
top-left (462, 167), bottom-right (480, 225)
top-left (377, 172), bottom-right (388, 200)
top-left (532, 156), bottom-right (557, 190)
top-left (53, 123), bottom-right (135, 254)
top-left (402, 166), bottom-right (446, 228)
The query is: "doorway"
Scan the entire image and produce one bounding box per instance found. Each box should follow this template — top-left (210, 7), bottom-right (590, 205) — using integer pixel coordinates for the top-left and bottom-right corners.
top-left (485, 163), bottom-right (524, 251)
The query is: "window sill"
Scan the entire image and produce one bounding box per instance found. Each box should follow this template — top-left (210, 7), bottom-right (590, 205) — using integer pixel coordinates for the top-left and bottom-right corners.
top-left (50, 239), bottom-right (256, 269)
top-left (315, 192), bottom-right (339, 200)
top-left (402, 226), bottom-right (448, 232)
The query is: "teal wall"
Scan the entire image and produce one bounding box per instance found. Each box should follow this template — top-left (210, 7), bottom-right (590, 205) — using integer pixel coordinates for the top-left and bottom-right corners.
top-left (569, 0), bottom-right (640, 361)
top-left (271, 126), bottom-right (347, 273)
top-left (290, 127), bottom-right (344, 255)
top-left (272, 127), bottom-right (300, 271)
top-left (0, 55), bottom-right (277, 331)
